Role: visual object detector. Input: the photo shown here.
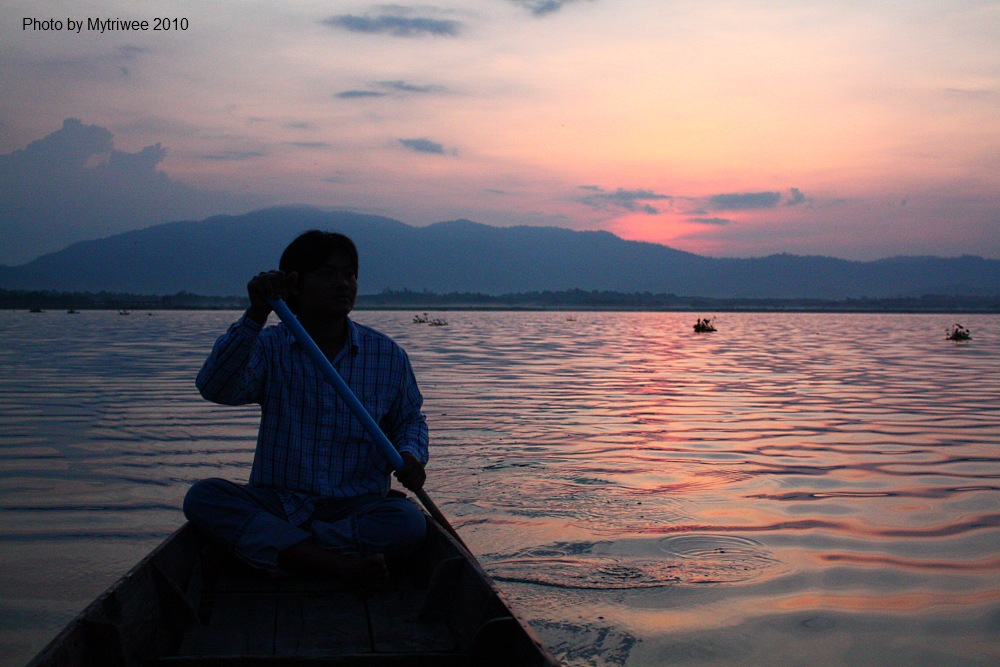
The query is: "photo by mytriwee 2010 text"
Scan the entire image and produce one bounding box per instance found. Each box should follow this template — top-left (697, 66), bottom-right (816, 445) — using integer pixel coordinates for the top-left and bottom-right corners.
top-left (22, 17), bottom-right (189, 33)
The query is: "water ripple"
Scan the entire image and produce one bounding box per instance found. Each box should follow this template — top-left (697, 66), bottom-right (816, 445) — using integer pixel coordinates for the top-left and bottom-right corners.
top-left (2, 310), bottom-right (998, 667)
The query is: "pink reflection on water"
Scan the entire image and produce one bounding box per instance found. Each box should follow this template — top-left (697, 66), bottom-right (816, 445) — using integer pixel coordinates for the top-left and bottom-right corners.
top-left (821, 553), bottom-right (1000, 572)
top-left (770, 589), bottom-right (1000, 614)
top-left (2, 310), bottom-right (999, 667)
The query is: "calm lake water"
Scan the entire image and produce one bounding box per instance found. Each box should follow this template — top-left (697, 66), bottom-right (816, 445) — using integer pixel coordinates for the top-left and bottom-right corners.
top-left (1, 309), bottom-right (997, 666)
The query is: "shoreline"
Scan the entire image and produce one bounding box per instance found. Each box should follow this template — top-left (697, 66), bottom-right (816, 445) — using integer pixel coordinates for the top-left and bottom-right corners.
top-left (3, 291), bottom-right (999, 314)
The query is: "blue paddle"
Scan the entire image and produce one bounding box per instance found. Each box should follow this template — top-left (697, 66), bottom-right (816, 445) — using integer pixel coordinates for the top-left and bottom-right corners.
top-left (267, 298), bottom-right (468, 550)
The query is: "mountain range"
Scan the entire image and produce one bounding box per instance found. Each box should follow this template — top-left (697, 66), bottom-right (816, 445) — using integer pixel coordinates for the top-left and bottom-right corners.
top-left (1, 206), bottom-right (998, 299)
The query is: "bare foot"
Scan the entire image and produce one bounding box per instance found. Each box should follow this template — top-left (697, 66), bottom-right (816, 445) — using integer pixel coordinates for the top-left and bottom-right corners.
top-left (279, 539), bottom-right (389, 583)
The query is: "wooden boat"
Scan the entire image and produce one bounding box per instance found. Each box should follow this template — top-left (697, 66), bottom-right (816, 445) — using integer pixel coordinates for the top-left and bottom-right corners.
top-left (27, 512), bottom-right (561, 667)
top-left (693, 317), bottom-right (716, 333)
top-left (946, 324), bottom-right (971, 341)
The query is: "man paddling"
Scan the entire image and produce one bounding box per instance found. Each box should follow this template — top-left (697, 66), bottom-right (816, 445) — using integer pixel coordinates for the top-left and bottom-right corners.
top-left (184, 230), bottom-right (429, 582)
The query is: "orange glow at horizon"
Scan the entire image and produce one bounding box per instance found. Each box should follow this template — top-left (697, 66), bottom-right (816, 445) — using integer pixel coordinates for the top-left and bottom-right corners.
top-left (1, 0), bottom-right (997, 263)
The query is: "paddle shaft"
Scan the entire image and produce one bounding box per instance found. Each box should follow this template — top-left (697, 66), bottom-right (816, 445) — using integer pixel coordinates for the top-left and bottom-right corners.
top-left (267, 299), bottom-right (469, 550)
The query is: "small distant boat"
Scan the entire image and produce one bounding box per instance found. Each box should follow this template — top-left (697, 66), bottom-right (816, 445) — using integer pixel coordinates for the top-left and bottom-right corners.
top-left (67, 309), bottom-right (80, 314)
top-left (118, 309), bottom-right (131, 316)
top-left (414, 313), bottom-right (448, 326)
top-left (28, 307), bottom-right (44, 313)
top-left (693, 317), bottom-right (716, 333)
top-left (946, 324), bottom-right (971, 341)
top-left (26, 511), bottom-right (560, 667)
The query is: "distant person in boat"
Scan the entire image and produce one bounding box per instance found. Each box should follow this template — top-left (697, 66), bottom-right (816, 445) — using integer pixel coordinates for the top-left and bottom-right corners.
top-left (184, 230), bottom-right (429, 582)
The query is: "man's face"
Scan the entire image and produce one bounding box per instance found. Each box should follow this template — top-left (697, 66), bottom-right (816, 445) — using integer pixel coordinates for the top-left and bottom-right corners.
top-left (295, 248), bottom-right (358, 320)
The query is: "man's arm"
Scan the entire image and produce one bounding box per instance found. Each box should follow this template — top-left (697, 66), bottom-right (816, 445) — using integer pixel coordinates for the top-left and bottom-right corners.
top-left (196, 270), bottom-right (296, 405)
top-left (195, 315), bottom-right (265, 405)
top-left (386, 353), bottom-right (429, 491)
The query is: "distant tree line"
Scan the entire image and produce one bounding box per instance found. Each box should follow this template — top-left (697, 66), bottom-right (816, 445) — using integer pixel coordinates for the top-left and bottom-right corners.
top-left (360, 288), bottom-right (1000, 312)
top-left (2, 287), bottom-right (998, 313)
top-left (0, 289), bottom-right (247, 311)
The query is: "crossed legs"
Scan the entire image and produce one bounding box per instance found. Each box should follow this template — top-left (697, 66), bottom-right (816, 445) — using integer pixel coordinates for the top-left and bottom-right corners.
top-left (183, 478), bottom-right (426, 581)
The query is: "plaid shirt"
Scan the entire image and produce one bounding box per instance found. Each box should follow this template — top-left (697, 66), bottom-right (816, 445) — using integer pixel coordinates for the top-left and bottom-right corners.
top-left (196, 314), bottom-right (429, 525)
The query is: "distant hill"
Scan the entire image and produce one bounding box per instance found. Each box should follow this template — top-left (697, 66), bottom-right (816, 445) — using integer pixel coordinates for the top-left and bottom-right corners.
top-left (1, 206), bottom-right (998, 299)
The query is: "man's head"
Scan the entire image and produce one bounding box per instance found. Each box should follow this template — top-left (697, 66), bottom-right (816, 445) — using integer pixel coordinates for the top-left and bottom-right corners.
top-left (279, 230), bottom-right (359, 316)
top-left (279, 230), bottom-right (358, 278)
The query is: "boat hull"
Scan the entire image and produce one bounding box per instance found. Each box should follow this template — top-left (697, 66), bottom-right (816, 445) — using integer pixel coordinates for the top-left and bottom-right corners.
top-left (27, 511), bottom-right (559, 666)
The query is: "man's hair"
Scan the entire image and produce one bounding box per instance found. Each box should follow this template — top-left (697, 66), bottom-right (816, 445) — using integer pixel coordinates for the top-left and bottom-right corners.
top-left (279, 230), bottom-right (359, 277)
top-left (279, 230), bottom-right (359, 313)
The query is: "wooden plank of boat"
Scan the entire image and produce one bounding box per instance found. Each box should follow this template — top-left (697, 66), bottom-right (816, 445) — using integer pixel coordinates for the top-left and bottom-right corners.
top-left (26, 510), bottom-right (561, 666)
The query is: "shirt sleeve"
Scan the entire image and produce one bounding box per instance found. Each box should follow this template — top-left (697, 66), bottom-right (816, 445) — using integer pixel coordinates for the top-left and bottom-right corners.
top-left (195, 314), bottom-right (266, 406)
top-left (383, 350), bottom-right (430, 465)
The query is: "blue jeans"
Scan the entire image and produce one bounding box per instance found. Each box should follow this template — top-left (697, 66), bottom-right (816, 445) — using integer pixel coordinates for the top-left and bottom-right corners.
top-left (183, 478), bottom-right (426, 571)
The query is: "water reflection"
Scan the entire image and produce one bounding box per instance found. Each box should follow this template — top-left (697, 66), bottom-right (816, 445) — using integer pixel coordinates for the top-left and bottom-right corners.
top-left (0, 310), bottom-right (998, 666)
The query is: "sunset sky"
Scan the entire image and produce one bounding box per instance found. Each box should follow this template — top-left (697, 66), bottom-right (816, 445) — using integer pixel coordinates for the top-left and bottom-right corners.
top-left (2, 0), bottom-right (998, 265)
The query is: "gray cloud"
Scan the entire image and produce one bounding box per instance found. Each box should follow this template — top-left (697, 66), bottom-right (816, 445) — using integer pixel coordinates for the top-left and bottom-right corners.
top-left (287, 141), bottom-right (330, 149)
top-left (700, 188), bottom-right (806, 211)
top-left (379, 80), bottom-right (446, 94)
top-left (708, 191), bottom-right (782, 211)
top-left (336, 90), bottom-right (386, 99)
top-left (34, 43), bottom-right (152, 80)
top-left (399, 138), bottom-right (449, 155)
top-left (322, 13), bottom-right (461, 37)
top-left (0, 119), bottom-right (263, 265)
top-left (118, 45), bottom-right (150, 58)
top-left (337, 80), bottom-right (447, 99)
top-left (579, 186), bottom-right (673, 214)
top-left (944, 87), bottom-right (995, 99)
top-left (689, 217), bottom-right (732, 226)
top-left (510, 0), bottom-right (590, 17)
top-left (199, 149), bottom-right (266, 161)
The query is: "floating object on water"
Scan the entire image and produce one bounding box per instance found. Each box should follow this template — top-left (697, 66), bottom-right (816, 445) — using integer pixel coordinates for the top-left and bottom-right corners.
top-left (28, 307), bottom-right (44, 313)
top-left (693, 317), bottom-right (716, 333)
top-left (25, 515), bottom-right (560, 666)
top-left (414, 312), bottom-right (449, 326)
top-left (946, 324), bottom-right (971, 341)
top-left (118, 309), bottom-right (131, 316)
